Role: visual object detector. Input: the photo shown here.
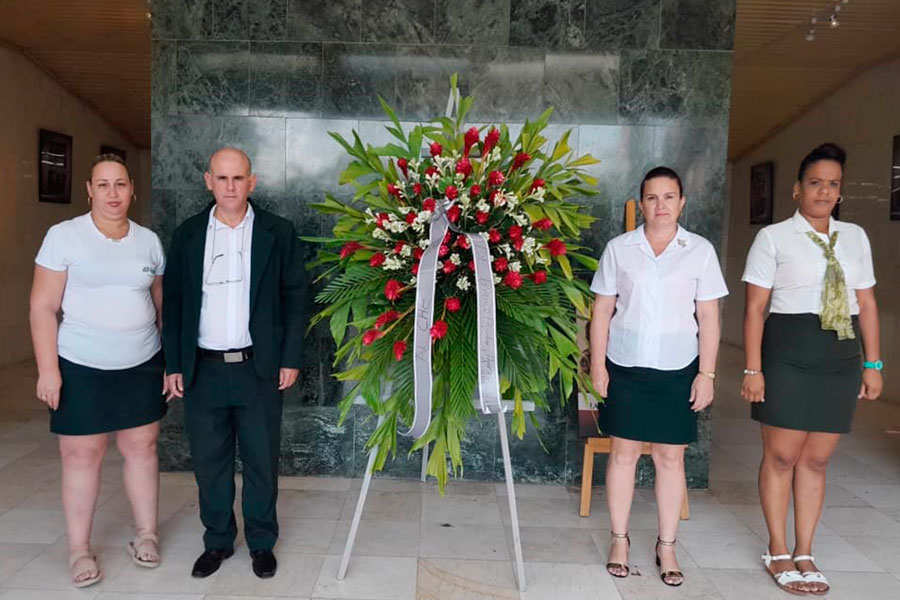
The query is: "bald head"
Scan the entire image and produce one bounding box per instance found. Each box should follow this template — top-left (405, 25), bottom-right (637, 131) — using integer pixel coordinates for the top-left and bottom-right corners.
top-left (204, 147), bottom-right (257, 216)
top-left (208, 147), bottom-right (253, 175)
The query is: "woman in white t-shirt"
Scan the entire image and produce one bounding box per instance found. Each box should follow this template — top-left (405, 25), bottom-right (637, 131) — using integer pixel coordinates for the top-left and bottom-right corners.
top-left (741, 143), bottom-right (883, 595)
top-left (30, 154), bottom-right (167, 587)
top-left (589, 167), bottom-right (728, 587)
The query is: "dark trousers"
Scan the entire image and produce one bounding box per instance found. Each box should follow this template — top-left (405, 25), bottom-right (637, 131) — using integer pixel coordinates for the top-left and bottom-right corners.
top-left (184, 354), bottom-right (283, 552)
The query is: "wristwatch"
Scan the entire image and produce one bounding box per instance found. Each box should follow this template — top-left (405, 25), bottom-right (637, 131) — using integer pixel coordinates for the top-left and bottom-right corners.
top-left (863, 360), bottom-right (883, 371)
top-left (699, 371), bottom-right (716, 380)
top-left (743, 368), bottom-right (761, 376)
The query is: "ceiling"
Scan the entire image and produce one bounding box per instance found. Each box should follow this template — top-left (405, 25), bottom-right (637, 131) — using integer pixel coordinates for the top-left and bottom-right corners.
top-left (729, 0), bottom-right (900, 160)
top-left (1, 1), bottom-right (899, 156)
top-left (0, 0), bottom-right (150, 147)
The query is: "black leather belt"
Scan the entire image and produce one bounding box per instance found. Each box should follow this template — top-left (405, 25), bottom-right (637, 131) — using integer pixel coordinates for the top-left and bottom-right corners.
top-left (199, 347), bottom-right (254, 363)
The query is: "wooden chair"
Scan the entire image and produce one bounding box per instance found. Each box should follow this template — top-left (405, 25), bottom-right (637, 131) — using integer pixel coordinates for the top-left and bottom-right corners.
top-left (579, 437), bottom-right (690, 519)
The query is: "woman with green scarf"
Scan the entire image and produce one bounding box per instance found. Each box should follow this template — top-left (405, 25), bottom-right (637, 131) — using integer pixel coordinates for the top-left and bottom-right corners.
top-left (741, 143), bottom-right (883, 596)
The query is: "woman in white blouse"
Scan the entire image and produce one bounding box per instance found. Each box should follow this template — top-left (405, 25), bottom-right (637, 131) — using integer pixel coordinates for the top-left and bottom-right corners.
top-left (30, 155), bottom-right (168, 587)
top-left (741, 143), bottom-right (882, 595)
top-left (590, 167), bottom-right (728, 587)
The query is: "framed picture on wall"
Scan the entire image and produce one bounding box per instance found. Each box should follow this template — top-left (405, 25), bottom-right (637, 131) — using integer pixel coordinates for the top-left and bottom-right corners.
top-left (750, 161), bottom-right (774, 225)
top-left (100, 145), bottom-right (126, 162)
top-left (38, 129), bottom-right (73, 204)
top-left (891, 135), bottom-right (900, 221)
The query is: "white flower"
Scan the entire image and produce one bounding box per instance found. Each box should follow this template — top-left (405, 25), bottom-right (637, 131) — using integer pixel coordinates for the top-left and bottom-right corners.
top-left (459, 192), bottom-right (472, 208)
top-left (426, 172), bottom-right (440, 188)
top-left (522, 237), bottom-right (537, 255)
top-left (409, 159), bottom-right (420, 171)
top-left (411, 222), bottom-right (425, 234)
top-left (476, 200), bottom-right (490, 213)
top-left (399, 205), bottom-right (415, 214)
top-left (408, 276), bottom-right (417, 285)
top-left (529, 186), bottom-right (546, 203)
top-left (456, 276), bottom-right (471, 291)
top-left (499, 243), bottom-right (512, 257)
top-left (449, 253), bottom-right (461, 266)
top-left (372, 228), bottom-right (391, 241)
top-left (505, 193), bottom-right (519, 208)
top-left (493, 275), bottom-right (502, 285)
top-left (536, 255), bottom-right (551, 266)
top-left (417, 210), bottom-right (432, 222)
top-left (383, 255), bottom-right (405, 271)
top-left (490, 147), bottom-right (502, 162)
top-left (400, 244), bottom-right (412, 258)
top-left (512, 213), bottom-right (530, 227)
top-left (479, 231), bottom-right (490, 241)
top-left (509, 261), bottom-right (521, 273)
top-left (419, 238), bottom-right (431, 249)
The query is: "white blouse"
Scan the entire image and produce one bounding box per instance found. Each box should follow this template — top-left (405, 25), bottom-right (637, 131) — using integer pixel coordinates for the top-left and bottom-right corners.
top-left (742, 211), bottom-right (876, 315)
top-left (35, 213), bottom-right (166, 370)
top-left (591, 225), bottom-right (728, 371)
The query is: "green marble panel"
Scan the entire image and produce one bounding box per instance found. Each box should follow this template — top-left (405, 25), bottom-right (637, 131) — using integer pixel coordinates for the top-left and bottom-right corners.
top-left (435, 0), bottom-right (510, 45)
top-left (287, 0), bottom-right (361, 42)
top-left (584, 0), bottom-right (660, 50)
top-left (361, 0), bottom-right (436, 44)
top-left (510, 0), bottom-right (586, 50)
top-left (660, 0), bottom-right (736, 51)
top-left (249, 42), bottom-right (322, 118)
top-left (175, 41), bottom-right (251, 115)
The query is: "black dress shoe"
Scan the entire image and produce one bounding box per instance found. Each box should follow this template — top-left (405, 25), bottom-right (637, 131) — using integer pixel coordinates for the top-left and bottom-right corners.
top-left (250, 549), bottom-right (277, 578)
top-left (191, 548), bottom-right (234, 578)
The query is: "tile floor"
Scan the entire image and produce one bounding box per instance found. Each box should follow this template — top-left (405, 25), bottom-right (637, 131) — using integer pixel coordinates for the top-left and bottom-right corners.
top-left (0, 344), bottom-right (898, 599)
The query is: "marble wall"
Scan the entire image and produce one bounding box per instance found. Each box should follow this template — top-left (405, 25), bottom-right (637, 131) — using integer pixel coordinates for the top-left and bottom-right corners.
top-left (151, 0), bottom-right (736, 487)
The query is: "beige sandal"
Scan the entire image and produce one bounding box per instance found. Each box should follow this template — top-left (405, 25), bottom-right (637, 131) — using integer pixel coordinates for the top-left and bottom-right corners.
top-left (606, 532), bottom-right (630, 578)
top-left (128, 532), bottom-right (160, 568)
top-left (69, 551), bottom-right (102, 588)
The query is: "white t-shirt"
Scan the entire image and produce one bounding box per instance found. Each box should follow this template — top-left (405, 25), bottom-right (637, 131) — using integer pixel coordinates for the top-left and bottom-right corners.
top-left (591, 225), bottom-right (729, 370)
top-left (742, 211), bottom-right (876, 315)
top-left (35, 213), bottom-right (166, 370)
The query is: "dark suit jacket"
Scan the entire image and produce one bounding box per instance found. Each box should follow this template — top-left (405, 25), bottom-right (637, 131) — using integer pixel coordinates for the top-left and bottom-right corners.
top-left (162, 200), bottom-right (308, 388)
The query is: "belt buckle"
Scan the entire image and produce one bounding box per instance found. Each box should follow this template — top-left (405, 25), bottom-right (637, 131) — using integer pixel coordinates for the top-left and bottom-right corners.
top-left (223, 351), bottom-right (244, 363)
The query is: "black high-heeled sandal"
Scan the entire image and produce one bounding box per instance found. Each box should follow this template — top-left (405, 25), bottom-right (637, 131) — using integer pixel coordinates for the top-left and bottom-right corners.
top-left (606, 532), bottom-right (630, 578)
top-left (655, 538), bottom-right (684, 587)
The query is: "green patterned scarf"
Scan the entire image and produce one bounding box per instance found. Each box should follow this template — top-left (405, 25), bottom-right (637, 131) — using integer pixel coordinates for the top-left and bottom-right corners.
top-left (806, 231), bottom-right (855, 340)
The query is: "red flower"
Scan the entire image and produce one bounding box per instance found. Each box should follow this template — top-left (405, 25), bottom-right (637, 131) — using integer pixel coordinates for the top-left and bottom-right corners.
top-left (430, 320), bottom-right (448, 340)
top-left (375, 310), bottom-right (400, 329)
top-left (386, 183), bottom-right (401, 198)
top-left (530, 270), bottom-right (548, 284)
top-left (445, 297), bottom-right (461, 312)
top-left (443, 231), bottom-right (452, 244)
top-left (447, 204), bottom-right (461, 223)
top-left (504, 271), bottom-right (523, 289)
top-left (444, 185), bottom-right (459, 200)
top-left (489, 189), bottom-right (500, 204)
top-left (508, 225), bottom-right (523, 240)
top-left (430, 142), bottom-right (443, 157)
top-left (397, 157), bottom-right (409, 178)
top-left (475, 211), bottom-right (489, 225)
top-left (512, 152), bottom-right (531, 170)
top-left (393, 340), bottom-right (407, 361)
top-left (456, 157), bottom-right (472, 178)
top-left (530, 178), bottom-right (545, 192)
top-left (456, 235), bottom-right (470, 250)
top-left (442, 261), bottom-right (457, 275)
top-left (413, 247), bottom-right (424, 260)
top-left (384, 279), bottom-right (403, 301)
top-left (488, 170), bottom-right (505, 187)
top-left (393, 240), bottom-right (406, 254)
top-left (376, 212), bottom-right (389, 227)
top-left (493, 257), bottom-right (508, 272)
top-left (512, 238), bottom-right (524, 251)
top-left (425, 165), bottom-right (438, 177)
top-left (488, 229), bottom-right (501, 243)
top-left (438, 244), bottom-right (450, 257)
top-left (483, 127), bottom-right (500, 156)
top-left (422, 197), bottom-right (436, 212)
top-left (369, 253), bottom-right (386, 268)
top-left (362, 329), bottom-right (383, 346)
top-left (468, 260), bottom-right (476, 271)
top-left (544, 238), bottom-right (567, 257)
top-left (532, 217), bottom-right (553, 231)
top-left (405, 211), bottom-right (417, 224)
top-left (469, 184), bottom-right (482, 197)
top-left (340, 242), bottom-right (362, 259)
top-left (412, 183), bottom-right (423, 196)
top-left (464, 127), bottom-right (479, 155)
top-left (412, 262), bottom-right (419, 275)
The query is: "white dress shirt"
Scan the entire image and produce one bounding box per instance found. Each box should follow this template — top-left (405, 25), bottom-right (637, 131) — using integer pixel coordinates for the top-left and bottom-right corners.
top-left (35, 213), bottom-right (165, 369)
top-left (591, 225), bottom-right (729, 370)
top-left (742, 211), bottom-right (876, 315)
top-left (198, 204), bottom-right (254, 350)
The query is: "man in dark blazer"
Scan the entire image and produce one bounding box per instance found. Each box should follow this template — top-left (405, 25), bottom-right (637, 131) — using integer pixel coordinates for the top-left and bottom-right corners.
top-left (163, 147), bottom-right (307, 579)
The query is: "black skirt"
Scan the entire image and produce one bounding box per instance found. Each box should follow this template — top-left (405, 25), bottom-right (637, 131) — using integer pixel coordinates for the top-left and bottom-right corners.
top-left (598, 357), bottom-right (699, 444)
top-left (51, 350), bottom-right (167, 435)
top-left (752, 313), bottom-right (861, 434)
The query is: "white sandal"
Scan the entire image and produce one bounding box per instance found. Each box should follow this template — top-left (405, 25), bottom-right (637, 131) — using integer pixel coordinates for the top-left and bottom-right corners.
top-left (793, 554), bottom-right (829, 596)
top-left (69, 551), bottom-right (102, 588)
top-left (762, 551), bottom-right (807, 596)
top-left (128, 532), bottom-right (160, 568)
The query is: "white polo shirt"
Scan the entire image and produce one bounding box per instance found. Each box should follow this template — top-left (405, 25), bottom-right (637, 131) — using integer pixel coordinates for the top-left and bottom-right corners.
top-left (591, 225), bottom-right (728, 370)
top-left (197, 204), bottom-right (254, 351)
top-left (742, 210), bottom-right (876, 315)
top-left (35, 213), bottom-right (165, 370)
